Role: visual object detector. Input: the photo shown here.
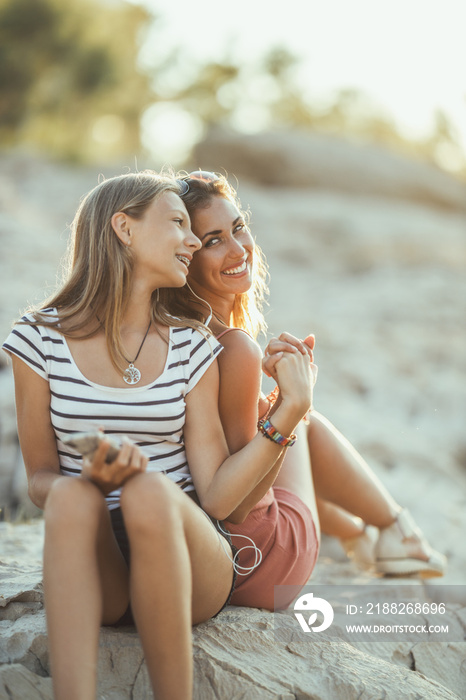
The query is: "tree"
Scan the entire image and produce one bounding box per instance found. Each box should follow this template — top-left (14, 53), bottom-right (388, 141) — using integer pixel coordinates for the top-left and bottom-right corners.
top-left (0, 0), bottom-right (152, 161)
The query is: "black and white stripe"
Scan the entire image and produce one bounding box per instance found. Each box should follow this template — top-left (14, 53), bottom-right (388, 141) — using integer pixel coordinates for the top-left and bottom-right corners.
top-left (3, 310), bottom-right (222, 509)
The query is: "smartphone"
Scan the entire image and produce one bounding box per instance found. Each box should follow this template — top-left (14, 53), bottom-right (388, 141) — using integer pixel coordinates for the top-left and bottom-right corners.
top-left (62, 431), bottom-right (120, 463)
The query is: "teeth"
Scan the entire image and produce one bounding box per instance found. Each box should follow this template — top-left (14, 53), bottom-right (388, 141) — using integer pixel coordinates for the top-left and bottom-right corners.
top-left (222, 260), bottom-right (247, 275)
top-left (176, 255), bottom-right (190, 268)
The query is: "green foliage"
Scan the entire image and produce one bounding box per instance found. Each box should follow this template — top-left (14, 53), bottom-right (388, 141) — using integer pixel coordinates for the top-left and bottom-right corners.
top-left (1, 0), bottom-right (463, 176)
top-left (162, 44), bottom-right (465, 175)
top-left (0, 0), bottom-right (152, 161)
top-left (173, 62), bottom-right (241, 127)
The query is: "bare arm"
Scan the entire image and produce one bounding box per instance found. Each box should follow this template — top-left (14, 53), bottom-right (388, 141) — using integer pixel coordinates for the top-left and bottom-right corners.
top-left (12, 356), bottom-right (147, 509)
top-left (184, 349), bottom-right (313, 522)
top-left (12, 355), bottom-right (64, 509)
top-left (214, 332), bottom-right (290, 522)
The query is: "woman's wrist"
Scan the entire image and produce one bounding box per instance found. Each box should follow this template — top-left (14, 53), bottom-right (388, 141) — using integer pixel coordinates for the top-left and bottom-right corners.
top-left (258, 417), bottom-right (297, 447)
top-left (276, 394), bottom-right (311, 424)
top-left (261, 401), bottom-right (302, 443)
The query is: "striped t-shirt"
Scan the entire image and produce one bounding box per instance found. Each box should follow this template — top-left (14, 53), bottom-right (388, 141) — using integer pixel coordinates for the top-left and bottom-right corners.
top-left (2, 309), bottom-right (222, 510)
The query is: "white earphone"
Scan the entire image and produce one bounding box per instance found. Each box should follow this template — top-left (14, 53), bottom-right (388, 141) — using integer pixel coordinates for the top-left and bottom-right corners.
top-left (215, 519), bottom-right (263, 576)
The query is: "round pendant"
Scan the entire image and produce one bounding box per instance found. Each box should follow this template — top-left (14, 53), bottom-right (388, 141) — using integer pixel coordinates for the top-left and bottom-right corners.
top-left (123, 364), bottom-right (141, 385)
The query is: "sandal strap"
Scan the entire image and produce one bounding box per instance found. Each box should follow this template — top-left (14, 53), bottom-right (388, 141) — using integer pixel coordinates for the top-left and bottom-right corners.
top-left (396, 509), bottom-right (419, 538)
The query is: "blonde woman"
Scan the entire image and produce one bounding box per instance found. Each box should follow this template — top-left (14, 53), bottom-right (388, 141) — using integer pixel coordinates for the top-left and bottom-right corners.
top-left (2, 171), bottom-right (315, 700)
top-left (170, 171), bottom-right (446, 610)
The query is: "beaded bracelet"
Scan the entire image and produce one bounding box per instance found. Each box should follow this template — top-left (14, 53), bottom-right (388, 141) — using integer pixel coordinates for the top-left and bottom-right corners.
top-left (258, 417), bottom-right (297, 447)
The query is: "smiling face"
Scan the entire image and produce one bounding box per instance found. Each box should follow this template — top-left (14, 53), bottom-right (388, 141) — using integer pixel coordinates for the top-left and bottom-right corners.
top-left (187, 196), bottom-right (255, 301)
top-left (122, 190), bottom-right (201, 289)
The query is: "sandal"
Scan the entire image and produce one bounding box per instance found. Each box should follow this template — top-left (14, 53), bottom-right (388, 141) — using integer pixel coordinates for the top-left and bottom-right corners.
top-left (340, 525), bottom-right (379, 570)
top-left (374, 509), bottom-right (446, 578)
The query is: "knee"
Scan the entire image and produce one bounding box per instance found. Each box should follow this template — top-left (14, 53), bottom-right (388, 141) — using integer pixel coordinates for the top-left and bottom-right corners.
top-left (306, 412), bottom-right (318, 437)
top-left (44, 476), bottom-right (104, 532)
top-left (305, 410), bottom-right (327, 440)
top-left (120, 473), bottom-right (181, 536)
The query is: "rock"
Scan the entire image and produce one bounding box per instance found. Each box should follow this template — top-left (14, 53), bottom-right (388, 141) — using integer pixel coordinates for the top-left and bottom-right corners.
top-left (193, 128), bottom-right (466, 212)
top-left (0, 535), bottom-right (465, 700)
top-left (1, 607), bottom-right (464, 700)
top-left (241, 187), bottom-right (466, 272)
top-left (0, 610), bottom-right (49, 678)
top-left (412, 644), bottom-right (466, 699)
top-left (0, 369), bottom-right (40, 519)
top-left (0, 664), bottom-right (53, 700)
top-left (0, 559), bottom-right (43, 609)
top-left (0, 370), bottom-right (17, 512)
top-left (193, 608), bottom-right (462, 700)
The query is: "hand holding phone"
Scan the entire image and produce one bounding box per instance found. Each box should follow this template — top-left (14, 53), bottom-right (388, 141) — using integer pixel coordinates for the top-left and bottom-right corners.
top-left (62, 431), bottom-right (120, 463)
top-left (62, 430), bottom-right (148, 495)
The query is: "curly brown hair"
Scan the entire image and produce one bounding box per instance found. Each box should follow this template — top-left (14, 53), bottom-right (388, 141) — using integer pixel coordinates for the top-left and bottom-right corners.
top-left (163, 172), bottom-right (269, 339)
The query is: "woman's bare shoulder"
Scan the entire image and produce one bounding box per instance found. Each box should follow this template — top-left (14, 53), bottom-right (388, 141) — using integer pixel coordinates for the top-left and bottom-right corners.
top-left (217, 328), bottom-right (262, 361)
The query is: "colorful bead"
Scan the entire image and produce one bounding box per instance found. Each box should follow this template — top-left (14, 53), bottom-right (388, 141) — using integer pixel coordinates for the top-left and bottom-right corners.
top-left (258, 418), bottom-right (297, 447)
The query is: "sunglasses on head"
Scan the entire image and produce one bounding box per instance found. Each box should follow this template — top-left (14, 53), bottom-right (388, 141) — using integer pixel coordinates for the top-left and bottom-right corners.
top-left (177, 170), bottom-right (219, 196)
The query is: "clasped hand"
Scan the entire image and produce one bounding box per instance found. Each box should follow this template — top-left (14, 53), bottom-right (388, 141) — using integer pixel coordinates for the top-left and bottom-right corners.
top-left (81, 436), bottom-right (148, 495)
top-left (262, 332), bottom-right (318, 413)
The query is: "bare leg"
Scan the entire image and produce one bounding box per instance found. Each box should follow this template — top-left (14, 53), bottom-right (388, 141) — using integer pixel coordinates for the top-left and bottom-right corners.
top-left (43, 478), bottom-right (130, 700)
top-left (272, 421), bottom-right (321, 541)
top-left (120, 472), bottom-right (235, 700)
top-left (275, 412), bottom-right (444, 574)
top-left (316, 497), bottom-right (365, 539)
top-left (306, 411), bottom-right (400, 530)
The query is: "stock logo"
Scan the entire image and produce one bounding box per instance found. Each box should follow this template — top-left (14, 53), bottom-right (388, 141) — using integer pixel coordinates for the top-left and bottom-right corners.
top-left (293, 592), bottom-right (334, 633)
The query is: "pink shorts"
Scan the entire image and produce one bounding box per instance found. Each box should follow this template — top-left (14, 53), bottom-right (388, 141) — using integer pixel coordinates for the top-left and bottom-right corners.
top-left (226, 486), bottom-right (319, 611)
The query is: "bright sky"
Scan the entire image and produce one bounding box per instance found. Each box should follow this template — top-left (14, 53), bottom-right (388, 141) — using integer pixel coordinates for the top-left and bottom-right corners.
top-left (131, 0), bottom-right (466, 167)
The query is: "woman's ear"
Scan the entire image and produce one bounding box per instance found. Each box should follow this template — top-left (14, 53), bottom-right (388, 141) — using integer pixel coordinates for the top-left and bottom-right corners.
top-left (111, 211), bottom-right (132, 246)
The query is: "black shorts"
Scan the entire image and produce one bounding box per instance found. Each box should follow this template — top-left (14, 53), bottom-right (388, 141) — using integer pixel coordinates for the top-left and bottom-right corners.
top-left (109, 492), bottom-right (238, 626)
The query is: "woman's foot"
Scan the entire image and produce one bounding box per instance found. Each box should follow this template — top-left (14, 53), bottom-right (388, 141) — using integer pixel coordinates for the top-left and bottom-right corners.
top-left (340, 525), bottom-right (379, 570)
top-left (374, 509), bottom-right (447, 578)
top-left (341, 510), bottom-right (447, 578)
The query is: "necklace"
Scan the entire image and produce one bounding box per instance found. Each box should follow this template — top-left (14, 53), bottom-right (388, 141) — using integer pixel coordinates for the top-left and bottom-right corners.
top-left (122, 320), bottom-right (151, 385)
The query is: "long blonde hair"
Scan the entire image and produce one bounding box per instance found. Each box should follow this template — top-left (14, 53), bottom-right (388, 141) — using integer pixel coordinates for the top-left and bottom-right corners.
top-left (24, 170), bottom-right (210, 373)
top-left (167, 173), bottom-right (269, 339)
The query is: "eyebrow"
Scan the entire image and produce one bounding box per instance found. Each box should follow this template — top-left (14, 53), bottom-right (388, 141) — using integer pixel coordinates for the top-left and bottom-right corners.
top-left (200, 216), bottom-right (242, 241)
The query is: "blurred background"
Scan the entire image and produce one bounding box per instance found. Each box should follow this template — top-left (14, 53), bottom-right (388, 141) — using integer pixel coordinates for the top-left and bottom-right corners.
top-left (1, 0), bottom-right (466, 170)
top-left (0, 0), bottom-right (465, 583)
